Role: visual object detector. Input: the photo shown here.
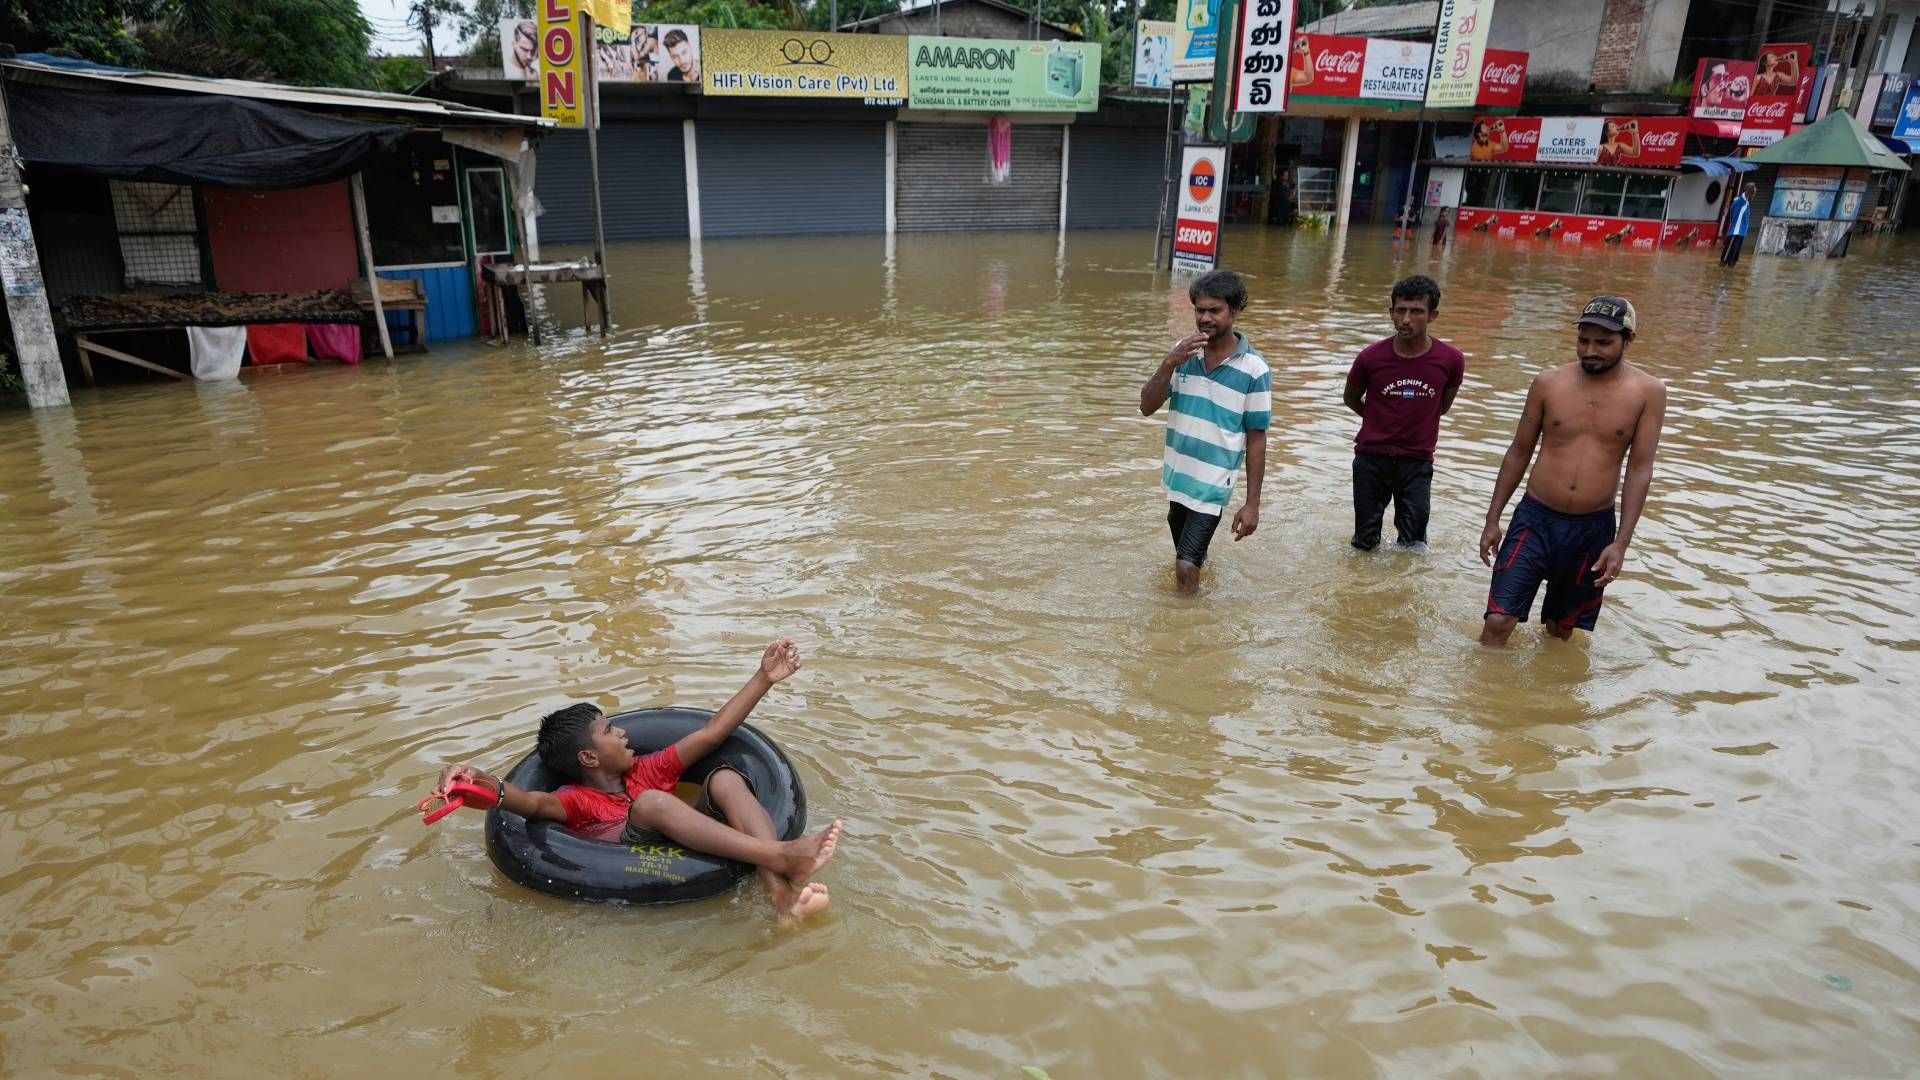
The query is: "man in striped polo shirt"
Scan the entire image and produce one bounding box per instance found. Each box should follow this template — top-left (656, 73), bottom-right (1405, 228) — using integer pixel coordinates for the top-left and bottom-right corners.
top-left (1139, 270), bottom-right (1272, 594)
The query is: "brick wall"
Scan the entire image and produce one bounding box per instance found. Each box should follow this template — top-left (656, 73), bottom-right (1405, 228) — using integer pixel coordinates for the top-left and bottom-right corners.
top-left (1590, 0), bottom-right (1645, 91)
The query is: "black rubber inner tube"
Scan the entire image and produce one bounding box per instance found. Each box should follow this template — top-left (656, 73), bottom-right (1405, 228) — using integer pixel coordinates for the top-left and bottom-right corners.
top-left (484, 707), bottom-right (808, 904)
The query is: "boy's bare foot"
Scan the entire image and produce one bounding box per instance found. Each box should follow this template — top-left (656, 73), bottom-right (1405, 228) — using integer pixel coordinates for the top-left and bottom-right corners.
top-left (771, 881), bottom-right (830, 921)
top-left (777, 820), bottom-right (842, 885)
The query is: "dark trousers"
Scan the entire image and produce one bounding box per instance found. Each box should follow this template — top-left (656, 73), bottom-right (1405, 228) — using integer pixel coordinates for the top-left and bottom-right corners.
top-left (1721, 233), bottom-right (1745, 265)
top-left (1352, 453), bottom-right (1434, 550)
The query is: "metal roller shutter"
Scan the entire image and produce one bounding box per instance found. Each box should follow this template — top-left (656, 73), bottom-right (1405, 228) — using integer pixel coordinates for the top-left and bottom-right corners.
top-left (897, 123), bottom-right (1062, 232)
top-left (535, 122), bottom-right (687, 244)
top-left (697, 121), bottom-right (886, 237)
top-left (1066, 126), bottom-right (1167, 229)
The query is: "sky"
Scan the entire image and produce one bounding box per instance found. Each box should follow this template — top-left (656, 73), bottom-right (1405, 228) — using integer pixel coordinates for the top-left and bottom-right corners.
top-left (362, 0), bottom-right (466, 58)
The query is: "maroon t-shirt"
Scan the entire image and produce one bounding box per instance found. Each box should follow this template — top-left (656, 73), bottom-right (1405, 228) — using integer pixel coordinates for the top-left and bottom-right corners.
top-left (1346, 337), bottom-right (1467, 460)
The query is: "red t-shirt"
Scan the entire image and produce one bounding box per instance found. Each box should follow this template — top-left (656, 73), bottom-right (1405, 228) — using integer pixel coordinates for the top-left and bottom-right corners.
top-left (1347, 337), bottom-right (1467, 460)
top-left (551, 745), bottom-right (685, 840)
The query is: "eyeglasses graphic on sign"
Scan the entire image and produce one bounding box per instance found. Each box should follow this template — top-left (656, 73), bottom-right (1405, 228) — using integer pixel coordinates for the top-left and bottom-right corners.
top-left (782, 39), bottom-right (834, 64)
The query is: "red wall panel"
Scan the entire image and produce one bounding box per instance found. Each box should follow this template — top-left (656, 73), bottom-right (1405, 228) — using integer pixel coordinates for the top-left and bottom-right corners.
top-left (204, 182), bottom-right (358, 292)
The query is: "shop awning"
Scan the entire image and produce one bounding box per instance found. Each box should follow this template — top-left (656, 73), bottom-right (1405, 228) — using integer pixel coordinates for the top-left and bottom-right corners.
top-left (1688, 117), bottom-right (1742, 140)
top-left (6, 80), bottom-right (410, 189)
top-left (1745, 109), bottom-right (1910, 172)
top-left (1680, 155), bottom-right (1761, 175)
top-left (1878, 134), bottom-right (1916, 155)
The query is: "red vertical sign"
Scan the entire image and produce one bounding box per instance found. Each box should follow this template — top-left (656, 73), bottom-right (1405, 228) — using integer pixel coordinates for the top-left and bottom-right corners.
top-left (1740, 42), bottom-right (1809, 147)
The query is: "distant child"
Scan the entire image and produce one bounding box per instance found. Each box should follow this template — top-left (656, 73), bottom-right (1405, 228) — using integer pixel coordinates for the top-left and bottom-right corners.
top-left (1431, 207), bottom-right (1451, 247)
top-left (431, 639), bottom-right (842, 920)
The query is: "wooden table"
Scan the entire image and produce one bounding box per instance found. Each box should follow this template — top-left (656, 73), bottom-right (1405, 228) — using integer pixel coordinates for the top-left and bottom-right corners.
top-left (481, 261), bottom-right (608, 346)
top-left (350, 277), bottom-right (429, 353)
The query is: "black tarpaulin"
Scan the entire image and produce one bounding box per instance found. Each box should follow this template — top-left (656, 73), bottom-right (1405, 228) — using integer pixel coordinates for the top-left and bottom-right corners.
top-left (6, 81), bottom-right (410, 190)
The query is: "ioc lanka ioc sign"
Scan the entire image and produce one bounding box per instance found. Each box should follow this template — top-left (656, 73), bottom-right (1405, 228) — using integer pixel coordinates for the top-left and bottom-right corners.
top-left (1173, 146), bottom-right (1225, 273)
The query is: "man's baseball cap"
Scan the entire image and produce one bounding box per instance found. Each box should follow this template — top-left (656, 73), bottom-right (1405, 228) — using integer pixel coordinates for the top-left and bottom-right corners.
top-left (1576, 295), bottom-right (1637, 334)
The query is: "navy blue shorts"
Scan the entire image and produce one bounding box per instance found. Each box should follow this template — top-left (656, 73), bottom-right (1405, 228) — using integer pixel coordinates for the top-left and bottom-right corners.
top-left (1486, 494), bottom-right (1617, 632)
top-left (1167, 502), bottom-right (1222, 567)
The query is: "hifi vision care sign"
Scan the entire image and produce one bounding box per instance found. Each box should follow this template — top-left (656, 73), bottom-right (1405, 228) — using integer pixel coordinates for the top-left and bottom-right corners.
top-left (908, 38), bottom-right (1101, 111)
top-left (703, 29), bottom-right (907, 100)
top-left (1172, 145), bottom-right (1226, 273)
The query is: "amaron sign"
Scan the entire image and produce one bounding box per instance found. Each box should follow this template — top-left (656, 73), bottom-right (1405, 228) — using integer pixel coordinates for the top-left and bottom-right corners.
top-left (1173, 145), bottom-right (1226, 272)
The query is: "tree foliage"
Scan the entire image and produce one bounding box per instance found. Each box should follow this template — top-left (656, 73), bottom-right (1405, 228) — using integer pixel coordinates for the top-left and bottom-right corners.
top-left (2, 0), bottom-right (376, 87)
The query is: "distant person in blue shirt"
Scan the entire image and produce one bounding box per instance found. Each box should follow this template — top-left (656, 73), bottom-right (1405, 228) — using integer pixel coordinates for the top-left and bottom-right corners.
top-left (1721, 182), bottom-right (1755, 266)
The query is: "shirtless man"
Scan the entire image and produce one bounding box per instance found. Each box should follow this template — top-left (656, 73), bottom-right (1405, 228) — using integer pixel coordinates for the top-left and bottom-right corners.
top-left (1478, 296), bottom-right (1667, 646)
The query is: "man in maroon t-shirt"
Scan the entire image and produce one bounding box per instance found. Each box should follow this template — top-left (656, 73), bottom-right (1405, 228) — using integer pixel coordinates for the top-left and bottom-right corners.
top-left (431, 639), bottom-right (843, 921)
top-left (1342, 275), bottom-right (1467, 551)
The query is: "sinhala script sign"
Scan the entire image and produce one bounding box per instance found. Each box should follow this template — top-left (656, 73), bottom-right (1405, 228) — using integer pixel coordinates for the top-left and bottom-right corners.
top-left (1235, 0), bottom-right (1297, 112)
top-left (1172, 145), bottom-right (1226, 272)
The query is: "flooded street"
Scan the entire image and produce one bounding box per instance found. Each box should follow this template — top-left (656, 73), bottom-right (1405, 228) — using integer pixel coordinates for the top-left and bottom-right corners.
top-left (5, 225), bottom-right (1919, 1075)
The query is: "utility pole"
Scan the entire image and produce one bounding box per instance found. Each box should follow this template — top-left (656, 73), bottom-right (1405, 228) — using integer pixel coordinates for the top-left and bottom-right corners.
top-left (0, 80), bottom-right (70, 408)
top-left (1846, 0), bottom-right (1890, 108)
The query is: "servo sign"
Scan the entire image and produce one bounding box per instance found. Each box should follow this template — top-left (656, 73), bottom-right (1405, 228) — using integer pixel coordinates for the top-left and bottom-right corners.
top-left (1171, 145), bottom-right (1226, 273)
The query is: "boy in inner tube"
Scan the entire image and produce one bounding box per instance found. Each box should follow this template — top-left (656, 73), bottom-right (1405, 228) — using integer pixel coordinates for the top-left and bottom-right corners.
top-left (431, 639), bottom-right (842, 921)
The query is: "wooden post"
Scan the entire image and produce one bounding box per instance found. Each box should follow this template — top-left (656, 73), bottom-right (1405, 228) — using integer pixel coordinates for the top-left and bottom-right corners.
top-left (582, 10), bottom-right (611, 333)
top-left (349, 173), bottom-right (394, 360)
top-left (0, 81), bottom-right (71, 408)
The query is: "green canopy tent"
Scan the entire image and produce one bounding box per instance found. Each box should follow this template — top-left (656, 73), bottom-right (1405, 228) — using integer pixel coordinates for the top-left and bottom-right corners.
top-left (1746, 108), bottom-right (1910, 172)
top-left (1744, 110), bottom-right (1908, 257)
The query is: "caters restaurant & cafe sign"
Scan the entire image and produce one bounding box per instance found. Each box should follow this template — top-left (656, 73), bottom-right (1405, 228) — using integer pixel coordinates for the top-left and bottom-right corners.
top-left (1464, 115), bottom-right (1689, 168)
top-left (1288, 33), bottom-right (1526, 108)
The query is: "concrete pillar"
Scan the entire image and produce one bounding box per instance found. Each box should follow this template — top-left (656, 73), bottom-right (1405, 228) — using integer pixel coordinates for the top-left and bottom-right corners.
top-left (0, 80), bottom-right (70, 408)
top-left (1336, 115), bottom-right (1360, 227)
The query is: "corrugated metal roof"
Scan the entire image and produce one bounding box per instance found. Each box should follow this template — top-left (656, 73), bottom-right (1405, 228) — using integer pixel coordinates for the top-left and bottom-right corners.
top-left (0, 56), bottom-right (550, 128)
top-left (1298, 1), bottom-right (1437, 38)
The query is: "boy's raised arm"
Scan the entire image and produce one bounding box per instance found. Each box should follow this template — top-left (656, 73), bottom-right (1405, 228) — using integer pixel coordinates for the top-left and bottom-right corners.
top-left (673, 639), bottom-right (802, 766)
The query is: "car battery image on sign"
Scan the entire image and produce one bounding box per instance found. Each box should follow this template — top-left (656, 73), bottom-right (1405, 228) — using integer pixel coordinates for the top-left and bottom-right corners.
top-left (1047, 48), bottom-right (1084, 97)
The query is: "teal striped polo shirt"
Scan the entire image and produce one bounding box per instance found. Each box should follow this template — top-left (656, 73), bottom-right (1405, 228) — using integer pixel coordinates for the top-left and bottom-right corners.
top-left (1162, 332), bottom-right (1272, 515)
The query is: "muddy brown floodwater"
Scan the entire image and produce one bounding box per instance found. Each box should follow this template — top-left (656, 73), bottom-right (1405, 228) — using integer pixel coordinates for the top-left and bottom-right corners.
top-left (4, 226), bottom-right (1919, 1076)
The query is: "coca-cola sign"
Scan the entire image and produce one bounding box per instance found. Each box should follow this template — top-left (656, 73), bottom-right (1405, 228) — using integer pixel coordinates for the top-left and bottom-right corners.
top-left (1740, 41), bottom-right (1809, 146)
top-left (1463, 114), bottom-right (1685, 166)
top-left (1291, 33), bottom-right (1366, 97)
top-left (1473, 48), bottom-right (1527, 108)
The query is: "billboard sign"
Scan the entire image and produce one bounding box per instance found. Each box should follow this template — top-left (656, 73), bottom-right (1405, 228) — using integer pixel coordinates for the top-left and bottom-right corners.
top-left (1136, 20), bottom-right (1176, 89)
top-left (704, 29), bottom-right (906, 100)
top-left (1172, 145), bottom-right (1226, 272)
top-left (907, 38), bottom-right (1101, 111)
top-left (1476, 47), bottom-right (1527, 108)
top-left (1361, 37), bottom-right (1431, 101)
top-left (1171, 0), bottom-right (1218, 83)
top-left (1894, 81), bottom-right (1920, 141)
top-left (536, 0), bottom-right (587, 127)
top-left (1740, 42), bottom-right (1810, 147)
top-left (1464, 115), bottom-right (1685, 167)
top-left (1426, 0), bottom-right (1495, 108)
top-left (1289, 34), bottom-right (1365, 98)
top-left (1691, 57), bottom-right (1755, 120)
top-left (1234, 0), bottom-right (1297, 113)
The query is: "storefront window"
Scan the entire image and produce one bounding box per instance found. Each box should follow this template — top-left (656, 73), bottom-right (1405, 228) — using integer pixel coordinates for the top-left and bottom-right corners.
top-left (365, 134), bottom-right (466, 267)
top-left (1462, 169), bottom-right (1502, 208)
top-left (1499, 170), bottom-right (1541, 210)
top-left (1538, 171), bottom-right (1583, 214)
top-left (1580, 172), bottom-right (1627, 217)
top-left (466, 168), bottom-right (511, 256)
top-left (1620, 175), bottom-right (1672, 220)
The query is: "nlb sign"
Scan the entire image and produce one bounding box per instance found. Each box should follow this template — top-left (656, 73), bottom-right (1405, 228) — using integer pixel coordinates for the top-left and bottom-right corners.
top-left (538, 0), bottom-right (586, 127)
top-left (1172, 146), bottom-right (1225, 273)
